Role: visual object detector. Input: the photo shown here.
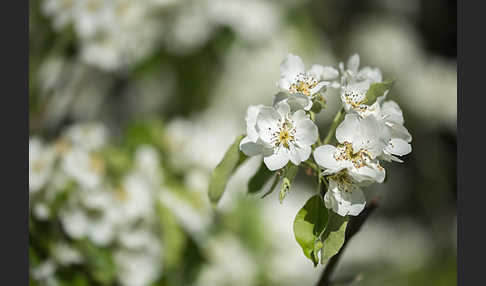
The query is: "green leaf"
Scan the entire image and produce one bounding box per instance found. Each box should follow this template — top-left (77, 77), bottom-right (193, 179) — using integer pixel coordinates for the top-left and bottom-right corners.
top-left (260, 173), bottom-right (280, 199)
top-left (248, 160), bottom-right (274, 194)
top-left (365, 78), bottom-right (396, 105)
top-left (208, 135), bottom-right (247, 205)
top-left (320, 211), bottom-right (349, 265)
top-left (279, 164), bottom-right (299, 204)
top-left (293, 195), bottom-right (329, 266)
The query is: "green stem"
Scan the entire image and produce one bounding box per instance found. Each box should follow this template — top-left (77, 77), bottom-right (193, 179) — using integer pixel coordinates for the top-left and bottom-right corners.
top-left (323, 108), bottom-right (344, 145)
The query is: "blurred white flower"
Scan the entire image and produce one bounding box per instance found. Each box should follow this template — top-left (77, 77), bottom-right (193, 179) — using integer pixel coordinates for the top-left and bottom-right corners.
top-left (52, 243), bottom-right (84, 265)
top-left (64, 122), bottom-right (107, 151)
top-left (61, 147), bottom-right (104, 189)
top-left (241, 102), bottom-right (318, 171)
top-left (60, 189), bottom-right (120, 246)
top-left (117, 173), bottom-right (155, 222)
top-left (196, 234), bottom-right (257, 286)
top-left (159, 188), bottom-right (212, 241)
top-left (30, 137), bottom-right (57, 194)
top-left (133, 145), bottom-right (162, 185)
top-left (33, 202), bottom-right (51, 220)
top-left (114, 249), bottom-right (161, 286)
top-left (339, 53), bottom-right (382, 85)
top-left (31, 259), bottom-right (58, 286)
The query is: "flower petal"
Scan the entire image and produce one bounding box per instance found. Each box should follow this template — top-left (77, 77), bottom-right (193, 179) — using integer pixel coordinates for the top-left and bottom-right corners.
top-left (245, 105), bottom-right (263, 141)
top-left (263, 147), bottom-right (289, 171)
top-left (325, 179), bottom-right (366, 216)
top-left (381, 100), bottom-right (404, 125)
top-left (256, 106), bottom-right (280, 143)
top-left (296, 145), bottom-right (312, 162)
top-left (385, 138), bottom-right (412, 156)
top-left (280, 53), bottom-right (305, 82)
top-left (294, 114), bottom-right (318, 146)
top-left (309, 81), bottom-right (329, 95)
top-left (349, 164), bottom-right (385, 184)
top-left (336, 114), bottom-right (360, 144)
top-left (357, 66), bottom-right (382, 83)
top-left (313, 145), bottom-right (348, 174)
top-left (347, 54), bottom-right (360, 74)
top-left (239, 137), bottom-right (263, 156)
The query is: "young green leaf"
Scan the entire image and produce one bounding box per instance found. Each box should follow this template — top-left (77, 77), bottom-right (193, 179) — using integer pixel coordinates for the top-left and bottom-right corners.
top-left (208, 135), bottom-right (247, 205)
top-left (365, 78), bottom-right (396, 105)
top-left (293, 195), bottom-right (329, 266)
top-left (320, 211), bottom-right (349, 265)
top-left (279, 164), bottom-right (299, 204)
top-left (248, 160), bottom-right (274, 194)
top-left (260, 173), bottom-right (280, 199)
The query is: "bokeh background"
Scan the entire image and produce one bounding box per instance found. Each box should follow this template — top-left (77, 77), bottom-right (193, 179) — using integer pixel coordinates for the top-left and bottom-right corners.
top-left (29, 0), bottom-right (457, 285)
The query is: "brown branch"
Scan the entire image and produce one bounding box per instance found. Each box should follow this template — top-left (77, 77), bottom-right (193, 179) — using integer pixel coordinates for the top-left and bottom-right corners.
top-left (316, 197), bottom-right (380, 286)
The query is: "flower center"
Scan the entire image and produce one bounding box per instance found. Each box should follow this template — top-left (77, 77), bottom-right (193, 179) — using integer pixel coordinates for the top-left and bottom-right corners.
top-left (272, 119), bottom-right (296, 149)
top-left (334, 142), bottom-right (377, 169)
top-left (343, 88), bottom-right (366, 108)
top-left (289, 73), bottom-right (318, 96)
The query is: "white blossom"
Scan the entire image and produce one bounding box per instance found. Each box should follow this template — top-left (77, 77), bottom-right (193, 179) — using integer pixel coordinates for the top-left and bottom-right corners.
top-left (114, 249), bottom-right (161, 286)
top-left (313, 114), bottom-right (386, 184)
top-left (240, 102), bottom-right (318, 171)
top-left (324, 172), bottom-right (366, 217)
top-left (276, 53), bottom-right (337, 110)
top-left (339, 53), bottom-right (382, 86)
top-left (29, 137), bottom-right (57, 194)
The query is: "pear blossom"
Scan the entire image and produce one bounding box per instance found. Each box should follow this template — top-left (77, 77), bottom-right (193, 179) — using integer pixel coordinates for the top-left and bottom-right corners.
top-left (339, 54), bottom-right (382, 86)
top-left (345, 94), bottom-right (412, 162)
top-left (276, 53), bottom-right (338, 110)
top-left (313, 114), bottom-right (386, 184)
top-left (240, 102), bottom-right (318, 171)
top-left (324, 171), bottom-right (366, 217)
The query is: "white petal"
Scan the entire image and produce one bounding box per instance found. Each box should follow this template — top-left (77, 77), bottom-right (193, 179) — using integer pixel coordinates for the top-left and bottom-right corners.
top-left (386, 138), bottom-right (412, 156)
top-left (347, 54), bottom-right (360, 74)
top-left (277, 78), bottom-right (291, 91)
top-left (357, 67), bottom-right (382, 83)
top-left (382, 100), bottom-right (404, 125)
top-left (309, 81), bottom-right (329, 95)
top-left (349, 164), bottom-right (385, 184)
top-left (313, 145), bottom-right (348, 174)
top-left (325, 180), bottom-right (366, 216)
top-left (276, 94), bottom-right (313, 111)
top-left (275, 101), bottom-right (291, 118)
top-left (296, 145), bottom-right (312, 162)
top-left (336, 114), bottom-right (360, 144)
top-left (308, 64), bottom-right (325, 80)
top-left (294, 114), bottom-right (318, 146)
top-left (245, 105), bottom-right (263, 141)
top-left (239, 137), bottom-right (263, 156)
top-left (263, 148), bottom-right (289, 171)
top-left (280, 53), bottom-right (305, 82)
top-left (256, 106), bottom-right (280, 143)
top-left (321, 66), bottom-right (339, 80)
top-left (387, 123), bottom-right (412, 142)
top-left (288, 146), bottom-right (301, 165)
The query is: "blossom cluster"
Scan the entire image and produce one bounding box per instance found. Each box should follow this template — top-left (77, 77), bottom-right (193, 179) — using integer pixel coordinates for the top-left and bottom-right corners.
top-left (41, 0), bottom-right (296, 71)
top-left (240, 53), bottom-right (412, 216)
top-left (30, 123), bottom-right (164, 286)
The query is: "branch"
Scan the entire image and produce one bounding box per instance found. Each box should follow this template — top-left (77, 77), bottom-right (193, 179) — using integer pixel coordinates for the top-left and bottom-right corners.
top-left (316, 197), bottom-right (380, 286)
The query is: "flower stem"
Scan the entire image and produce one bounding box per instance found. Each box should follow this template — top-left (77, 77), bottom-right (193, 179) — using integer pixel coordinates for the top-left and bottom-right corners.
top-left (322, 108), bottom-right (344, 145)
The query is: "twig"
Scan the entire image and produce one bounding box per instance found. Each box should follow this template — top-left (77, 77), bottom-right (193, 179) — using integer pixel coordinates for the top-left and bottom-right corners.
top-left (322, 108), bottom-right (344, 145)
top-left (316, 197), bottom-right (380, 286)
